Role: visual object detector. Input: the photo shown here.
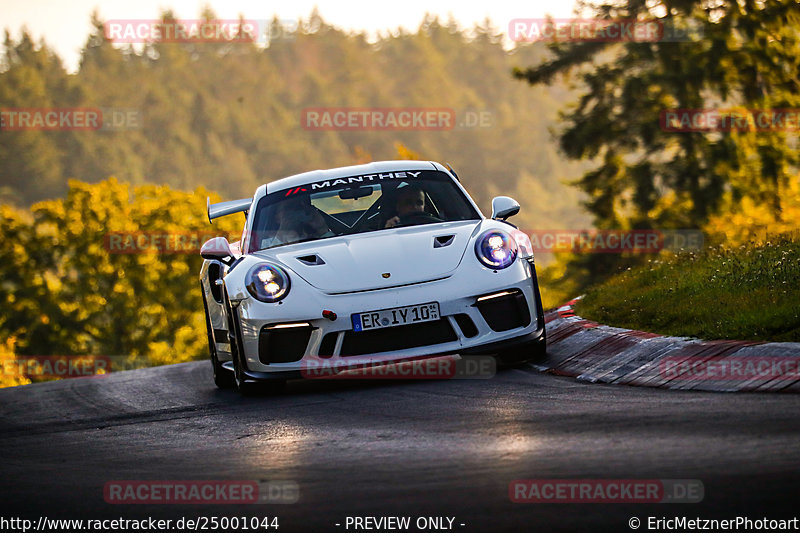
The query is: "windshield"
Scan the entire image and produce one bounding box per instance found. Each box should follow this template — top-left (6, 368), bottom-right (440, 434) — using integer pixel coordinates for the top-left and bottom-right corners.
top-left (249, 170), bottom-right (480, 252)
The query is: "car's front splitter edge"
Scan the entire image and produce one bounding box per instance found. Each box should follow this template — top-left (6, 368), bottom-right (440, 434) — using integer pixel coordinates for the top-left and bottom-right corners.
top-left (458, 326), bottom-right (545, 355)
top-left (221, 361), bottom-right (303, 381)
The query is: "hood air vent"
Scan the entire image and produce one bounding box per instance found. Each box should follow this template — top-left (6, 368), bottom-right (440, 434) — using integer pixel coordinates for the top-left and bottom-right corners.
top-left (297, 254), bottom-right (325, 266)
top-left (434, 235), bottom-right (455, 248)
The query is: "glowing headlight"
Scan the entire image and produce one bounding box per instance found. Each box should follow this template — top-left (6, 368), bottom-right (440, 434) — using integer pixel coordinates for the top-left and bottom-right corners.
top-left (475, 229), bottom-right (518, 269)
top-left (246, 264), bottom-right (290, 302)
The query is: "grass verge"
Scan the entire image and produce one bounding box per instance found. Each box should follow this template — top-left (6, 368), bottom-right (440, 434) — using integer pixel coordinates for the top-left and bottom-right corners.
top-left (574, 232), bottom-right (800, 342)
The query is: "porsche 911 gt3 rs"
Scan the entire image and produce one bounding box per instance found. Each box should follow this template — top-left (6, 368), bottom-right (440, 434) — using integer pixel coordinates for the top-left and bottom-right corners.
top-left (199, 161), bottom-right (545, 393)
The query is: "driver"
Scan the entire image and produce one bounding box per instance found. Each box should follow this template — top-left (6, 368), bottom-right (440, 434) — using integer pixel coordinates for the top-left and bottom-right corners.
top-left (384, 185), bottom-right (427, 228)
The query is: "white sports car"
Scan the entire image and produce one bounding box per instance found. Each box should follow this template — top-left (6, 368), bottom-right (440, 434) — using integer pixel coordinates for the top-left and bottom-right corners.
top-left (199, 161), bottom-right (546, 393)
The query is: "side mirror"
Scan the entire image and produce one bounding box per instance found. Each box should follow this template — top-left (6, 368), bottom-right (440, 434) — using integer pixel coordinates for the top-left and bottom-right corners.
top-left (491, 196), bottom-right (520, 221)
top-left (201, 237), bottom-right (234, 265)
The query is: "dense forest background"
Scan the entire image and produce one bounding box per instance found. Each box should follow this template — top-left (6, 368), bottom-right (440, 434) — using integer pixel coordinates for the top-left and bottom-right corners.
top-left (0, 10), bottom-right (590, 231)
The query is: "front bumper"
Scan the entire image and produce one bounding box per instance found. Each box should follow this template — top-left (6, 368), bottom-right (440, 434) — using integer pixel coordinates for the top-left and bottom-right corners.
top-left (231, 257), bottom-right (544, 378)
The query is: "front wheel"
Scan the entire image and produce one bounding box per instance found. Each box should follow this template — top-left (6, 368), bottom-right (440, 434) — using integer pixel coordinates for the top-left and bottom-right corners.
top-left (224, 289), bottom-right (285, 395)
top-left (232, 351), bottom-right (259, 396)
top-left (224, 290), bottom-right (257, 396)
top-left (497, 334), bottom-right (547, 366)
top-left (202, 286), bottom-right (233, 389)
top-left (233, 352), bottom-right (286, 395)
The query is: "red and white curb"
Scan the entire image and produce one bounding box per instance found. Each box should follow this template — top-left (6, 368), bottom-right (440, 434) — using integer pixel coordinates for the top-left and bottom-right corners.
top-left (538, 298), bottom-right (800, 393)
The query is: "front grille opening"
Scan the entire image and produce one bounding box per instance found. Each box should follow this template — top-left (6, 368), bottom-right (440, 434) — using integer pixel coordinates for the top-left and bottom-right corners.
top-left (318, 332), bottom-right (338, 358)
top-left (475, 289), bottom-right (531, 332)
top-left (454, 314), bottom-right (478, 338)
top-left (340, 319), bottom-right (457, 357)
top-left (258, 324), bottom-right (314, 364)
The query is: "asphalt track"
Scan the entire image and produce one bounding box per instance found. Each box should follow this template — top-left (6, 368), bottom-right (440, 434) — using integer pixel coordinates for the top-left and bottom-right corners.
top-left (1, 361), bottom-right (799, 532)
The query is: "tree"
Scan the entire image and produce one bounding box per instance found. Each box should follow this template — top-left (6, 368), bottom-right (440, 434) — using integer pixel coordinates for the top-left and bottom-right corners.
top-left (0, 337), bottom-right (29, 387)
top-left (0, 179), bottom-right (240, 368)
top-left (514, 0), bottom-right (800, 232)
top-left (0, 30), bottom-right (70, 204)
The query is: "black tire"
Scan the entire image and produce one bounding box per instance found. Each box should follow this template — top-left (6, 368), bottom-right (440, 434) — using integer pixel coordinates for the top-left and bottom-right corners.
top-left (201, 286), bottom-right (234, 389)
top-left (497, 334), bottom-right (547, 366)
top-left (498, 258), bottom-right (548, 366)
top-left (232, 345), bottom-right (286, 395)
top-left (232, 352), bottom-right (258, 396)
top-left (223, 289), bottom-right (255, 395)
top-left (222, 288), bottom-right (285, 395)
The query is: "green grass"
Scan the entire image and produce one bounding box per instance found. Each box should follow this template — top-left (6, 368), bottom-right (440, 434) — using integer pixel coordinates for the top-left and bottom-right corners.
top-left (574, 232), bottom-right (800, 342)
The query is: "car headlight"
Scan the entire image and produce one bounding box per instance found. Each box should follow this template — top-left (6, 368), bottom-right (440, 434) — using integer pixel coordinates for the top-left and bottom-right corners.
top-left (475, 229), bottom-right (518, 269)
top-left (246, 264), bottom-right (291, 302)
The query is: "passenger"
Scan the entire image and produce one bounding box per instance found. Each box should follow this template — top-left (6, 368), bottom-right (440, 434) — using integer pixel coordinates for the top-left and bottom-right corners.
top-left (263, 197), bottom-right (330, 247)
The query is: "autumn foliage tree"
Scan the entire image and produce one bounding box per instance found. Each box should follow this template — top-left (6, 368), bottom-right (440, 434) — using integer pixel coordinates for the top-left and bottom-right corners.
top-left (515, 0), bottom-right (799, 229)
top-left (0, 179), bottom-right (240, 369)
top-left (514, 0), bottom-right (800, 293)
top-left (1, 10), bottom-right (591, 232)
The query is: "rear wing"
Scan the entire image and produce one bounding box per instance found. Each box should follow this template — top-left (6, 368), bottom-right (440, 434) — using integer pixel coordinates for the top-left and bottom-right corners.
top-left (207, 197), bottom-right (252, 224)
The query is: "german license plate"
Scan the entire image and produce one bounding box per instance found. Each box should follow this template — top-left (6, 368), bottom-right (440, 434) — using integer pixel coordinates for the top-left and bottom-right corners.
top-left (351, 302), bottom-right (440, 332)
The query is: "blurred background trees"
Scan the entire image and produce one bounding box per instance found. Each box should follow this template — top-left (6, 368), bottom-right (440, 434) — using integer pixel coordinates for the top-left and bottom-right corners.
top-left (0, 10), bottom-right (590, 233)
top-left (515, 0), bottom-right (800, 300)
top-left (0, 179), bottom-right (240, 368)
